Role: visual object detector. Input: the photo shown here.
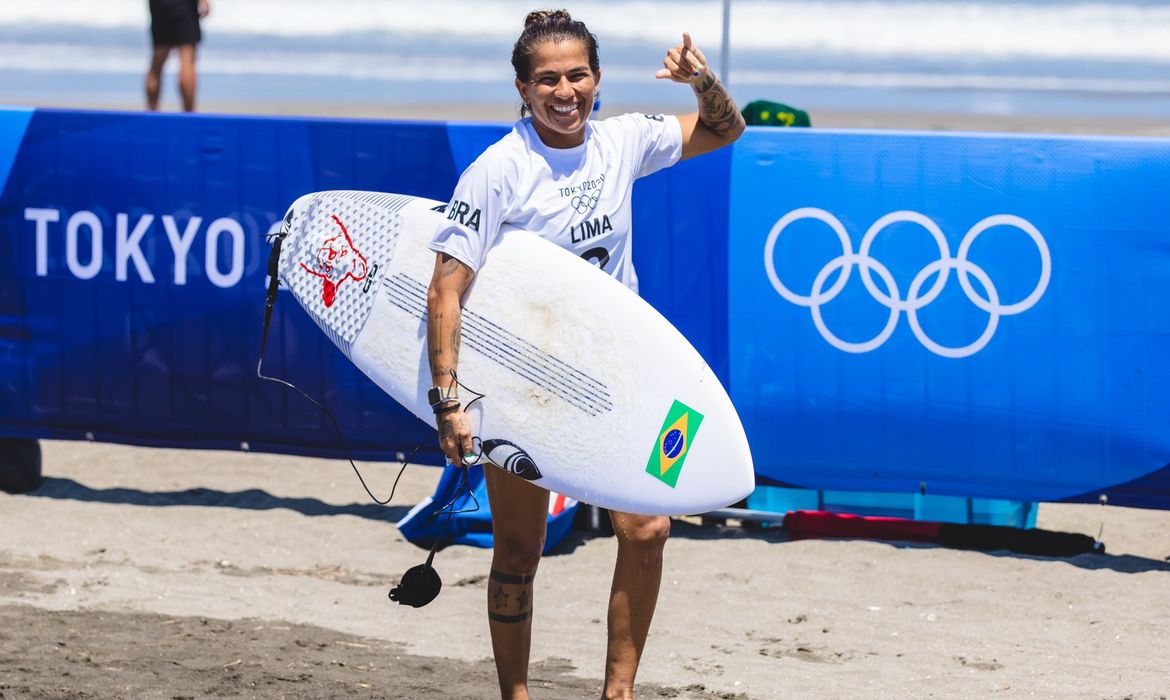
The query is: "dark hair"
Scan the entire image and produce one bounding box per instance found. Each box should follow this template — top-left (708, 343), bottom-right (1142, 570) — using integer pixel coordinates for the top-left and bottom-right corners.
top-left (511, 9), bottom-right (600, 84)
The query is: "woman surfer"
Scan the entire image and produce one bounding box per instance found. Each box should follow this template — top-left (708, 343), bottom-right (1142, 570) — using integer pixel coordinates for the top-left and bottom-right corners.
top-left (424, 10), bottom-right (744, 699)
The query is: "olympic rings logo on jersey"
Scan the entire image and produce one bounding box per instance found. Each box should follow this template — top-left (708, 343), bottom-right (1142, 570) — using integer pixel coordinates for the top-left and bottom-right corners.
top-left (571, 190), bottom-right (601, 214)
top-left (763, 208), bottom-right (1051, 359)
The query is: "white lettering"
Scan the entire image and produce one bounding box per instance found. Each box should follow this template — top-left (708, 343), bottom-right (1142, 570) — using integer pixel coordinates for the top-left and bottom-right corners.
top-left (25, 207), bottom-right (260, 288)
top-left (162, 215), bottom-right (201, 285)
top-left (24, 208), bottom-right (60, 276)
top-left (66, 210), bottom-right (102, 280)
top-left (116, 213), bottom-right (156, 283)
top-left (205, 217), bottom-right (244, 288)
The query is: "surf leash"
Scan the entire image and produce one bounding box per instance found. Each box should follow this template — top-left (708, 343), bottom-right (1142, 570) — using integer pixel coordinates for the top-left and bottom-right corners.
top-left (257, 230), bottom-right (485, 607)
top-left (257, 228), bottom-right (412, 505)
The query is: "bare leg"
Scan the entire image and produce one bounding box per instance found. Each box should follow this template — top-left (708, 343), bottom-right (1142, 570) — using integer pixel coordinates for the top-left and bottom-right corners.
top-left (177, 44), bottom-right (198, 112)
top-left (602, 512), bottom-right (670, 700)
top-left (483, 467), bottom-right (549, 700)
top-left (145, 46), bottom-right (171, 111)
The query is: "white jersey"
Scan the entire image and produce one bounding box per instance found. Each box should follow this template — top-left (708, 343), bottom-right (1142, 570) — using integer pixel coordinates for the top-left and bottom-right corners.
top-left (429, 113), bottom-right (683, 292)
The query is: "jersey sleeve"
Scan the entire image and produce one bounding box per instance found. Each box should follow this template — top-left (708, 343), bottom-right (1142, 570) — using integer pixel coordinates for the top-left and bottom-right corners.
top-left (428, 156), bottom-right (513, 274)
top-left (620, 113), bottom-right (683, 179)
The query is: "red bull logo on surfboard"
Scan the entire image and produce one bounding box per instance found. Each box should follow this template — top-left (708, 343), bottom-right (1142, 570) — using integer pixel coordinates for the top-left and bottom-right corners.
top-left (299, 214), bottom-right (368, 307)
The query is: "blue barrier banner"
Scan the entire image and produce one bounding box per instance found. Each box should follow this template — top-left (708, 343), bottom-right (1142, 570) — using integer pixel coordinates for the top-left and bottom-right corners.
top-left (0, 108), bottom-right (725, 464)
top-left (0, 108), bottom-right (507, 459)
top-left (730, 129), bottom-right (1170, 507)
top-left (4, 108), bottom-right (1169, 509)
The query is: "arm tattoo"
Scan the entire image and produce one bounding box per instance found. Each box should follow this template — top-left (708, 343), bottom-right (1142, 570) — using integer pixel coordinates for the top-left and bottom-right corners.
top-left (427, 255), bottom-right (469, 386)
top-left (692, 73), bottom-right (744, 138)
top-left (427, 311), bottom-right (450, 368)
top-left (427, 306), bottom-right (461, 383)
top-left (439, 256), bottom-right (462, 278)
top-left (448, 318), bottom-right (461, 358)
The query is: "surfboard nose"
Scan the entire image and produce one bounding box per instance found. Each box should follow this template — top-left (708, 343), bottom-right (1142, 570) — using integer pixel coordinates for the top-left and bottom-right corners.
top-left (279, 192), bottom-right (319, 241)
top-left (279, 201), bottom-right (296, 234)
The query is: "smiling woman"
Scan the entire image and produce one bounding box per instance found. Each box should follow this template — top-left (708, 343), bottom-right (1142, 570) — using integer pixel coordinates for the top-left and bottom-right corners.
top-left (422, 9), bottom-right (744, 700)
top-left (511, 10), bottom-right (601, 148)
top-left (516, 41), bottom-right (599, 147)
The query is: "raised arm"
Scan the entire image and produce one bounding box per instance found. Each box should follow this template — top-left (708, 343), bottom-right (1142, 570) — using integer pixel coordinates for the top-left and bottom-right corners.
top-left (426, 252), bottom-right (476, 466)
top-left (655, 32), bottom-right (746, 160)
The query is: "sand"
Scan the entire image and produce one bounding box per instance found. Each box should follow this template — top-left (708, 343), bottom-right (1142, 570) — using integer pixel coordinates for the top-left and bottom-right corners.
top-left (2, 440), bottom-right (1169, 699)
top-left (3, 101), bottom-right (1169, 698)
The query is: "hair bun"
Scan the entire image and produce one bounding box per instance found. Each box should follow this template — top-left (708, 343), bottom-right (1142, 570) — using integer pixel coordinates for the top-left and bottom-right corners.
top-left (524, 9), bottom-right (572, 29)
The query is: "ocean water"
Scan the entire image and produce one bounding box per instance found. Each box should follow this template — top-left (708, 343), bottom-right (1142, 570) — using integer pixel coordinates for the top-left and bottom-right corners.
top-left (2, 0), bottom-right (1170, 118)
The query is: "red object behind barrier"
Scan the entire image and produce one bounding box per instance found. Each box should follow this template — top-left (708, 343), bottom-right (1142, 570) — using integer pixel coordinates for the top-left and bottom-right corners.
top-left (783, 509), bottom-right (1102, 557)
top-left (784, 510), bottom-right (943, 542)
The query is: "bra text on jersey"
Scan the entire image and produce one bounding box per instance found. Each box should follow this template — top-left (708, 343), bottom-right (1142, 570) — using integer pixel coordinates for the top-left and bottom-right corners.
top-left (446, 199), bottom-right (481, 232)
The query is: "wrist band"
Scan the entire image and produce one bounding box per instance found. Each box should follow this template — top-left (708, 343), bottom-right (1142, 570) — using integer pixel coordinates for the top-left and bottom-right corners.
top-left (434, 401), bottom-right (460, 416)
top-left (428, 385), bottom-right (459, 407)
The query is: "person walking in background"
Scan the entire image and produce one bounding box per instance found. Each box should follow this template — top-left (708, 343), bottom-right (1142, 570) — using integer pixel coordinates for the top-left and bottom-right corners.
top-left (145, 0), bottom-right (210, 112)
top-left (425, 10), bottom-right (744, 699)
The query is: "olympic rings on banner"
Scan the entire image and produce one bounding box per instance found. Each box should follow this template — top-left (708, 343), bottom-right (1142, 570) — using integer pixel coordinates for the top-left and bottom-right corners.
top-left (763, 208), bottom-right (1050, 358)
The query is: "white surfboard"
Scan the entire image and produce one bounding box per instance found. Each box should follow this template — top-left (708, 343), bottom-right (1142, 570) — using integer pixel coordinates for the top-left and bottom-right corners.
top-left (275, 190), bottom-right (754, 516)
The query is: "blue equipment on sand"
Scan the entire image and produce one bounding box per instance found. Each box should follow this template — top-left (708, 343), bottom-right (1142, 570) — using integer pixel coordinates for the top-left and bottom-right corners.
top-left (396, 463), bottom-right (580, 554)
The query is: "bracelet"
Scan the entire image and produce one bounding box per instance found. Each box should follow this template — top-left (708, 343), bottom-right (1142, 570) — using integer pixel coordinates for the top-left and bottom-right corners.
top-left (433, 401), bottom-right (460, 416)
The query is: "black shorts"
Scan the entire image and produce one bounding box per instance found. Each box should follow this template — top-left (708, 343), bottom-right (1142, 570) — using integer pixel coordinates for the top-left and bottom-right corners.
top-left (149, 0), bottom-right (202, 47)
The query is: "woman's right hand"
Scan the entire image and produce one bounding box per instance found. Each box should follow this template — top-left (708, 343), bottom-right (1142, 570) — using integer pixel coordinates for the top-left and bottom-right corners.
top-left (437, 406), bottom-right (474, 467)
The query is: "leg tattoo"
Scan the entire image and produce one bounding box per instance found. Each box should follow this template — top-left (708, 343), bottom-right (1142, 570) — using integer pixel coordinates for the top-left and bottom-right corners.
top-left (488, 568), bottom-right (534, 624)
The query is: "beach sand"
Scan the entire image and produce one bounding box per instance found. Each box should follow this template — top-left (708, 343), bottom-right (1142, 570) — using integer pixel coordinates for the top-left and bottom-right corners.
top-left (2, 440), bottom-right (1169, 699)
top-left (2, 101), bottom-right (1169, 699)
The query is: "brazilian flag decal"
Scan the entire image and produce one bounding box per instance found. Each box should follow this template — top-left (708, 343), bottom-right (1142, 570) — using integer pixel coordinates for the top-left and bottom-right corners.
top-left (645, 400), bottom-right (704, 488)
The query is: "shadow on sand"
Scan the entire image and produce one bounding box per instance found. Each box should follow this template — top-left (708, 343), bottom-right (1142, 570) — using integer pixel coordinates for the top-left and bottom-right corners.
top-left (25, 476), bottom-right (414, 522)
top-left (24, 478), bottom-right (1170, 573)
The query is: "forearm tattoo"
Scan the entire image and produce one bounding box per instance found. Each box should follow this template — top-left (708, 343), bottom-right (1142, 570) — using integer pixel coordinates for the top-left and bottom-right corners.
top-left (692, 72), bottom-right (744, 138)
top-left (487, 568), bottom-right (534, 624)
top-left (427, 310), bottom-right (460, 381)
top-left (427, 256), bottom-right (465, 383)
top-left (448, 320), bottom-right (461, 361)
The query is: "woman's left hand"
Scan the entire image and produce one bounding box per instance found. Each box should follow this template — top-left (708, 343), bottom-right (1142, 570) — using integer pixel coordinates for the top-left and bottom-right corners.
top-left (655, 32), bottom-right (710, 85)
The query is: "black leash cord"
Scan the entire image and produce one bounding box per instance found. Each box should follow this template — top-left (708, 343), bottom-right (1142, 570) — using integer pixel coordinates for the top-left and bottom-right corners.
top-left (256, 231), bottom-right (482, 509)
top-left (256, 231), bottom-right (409, 505)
